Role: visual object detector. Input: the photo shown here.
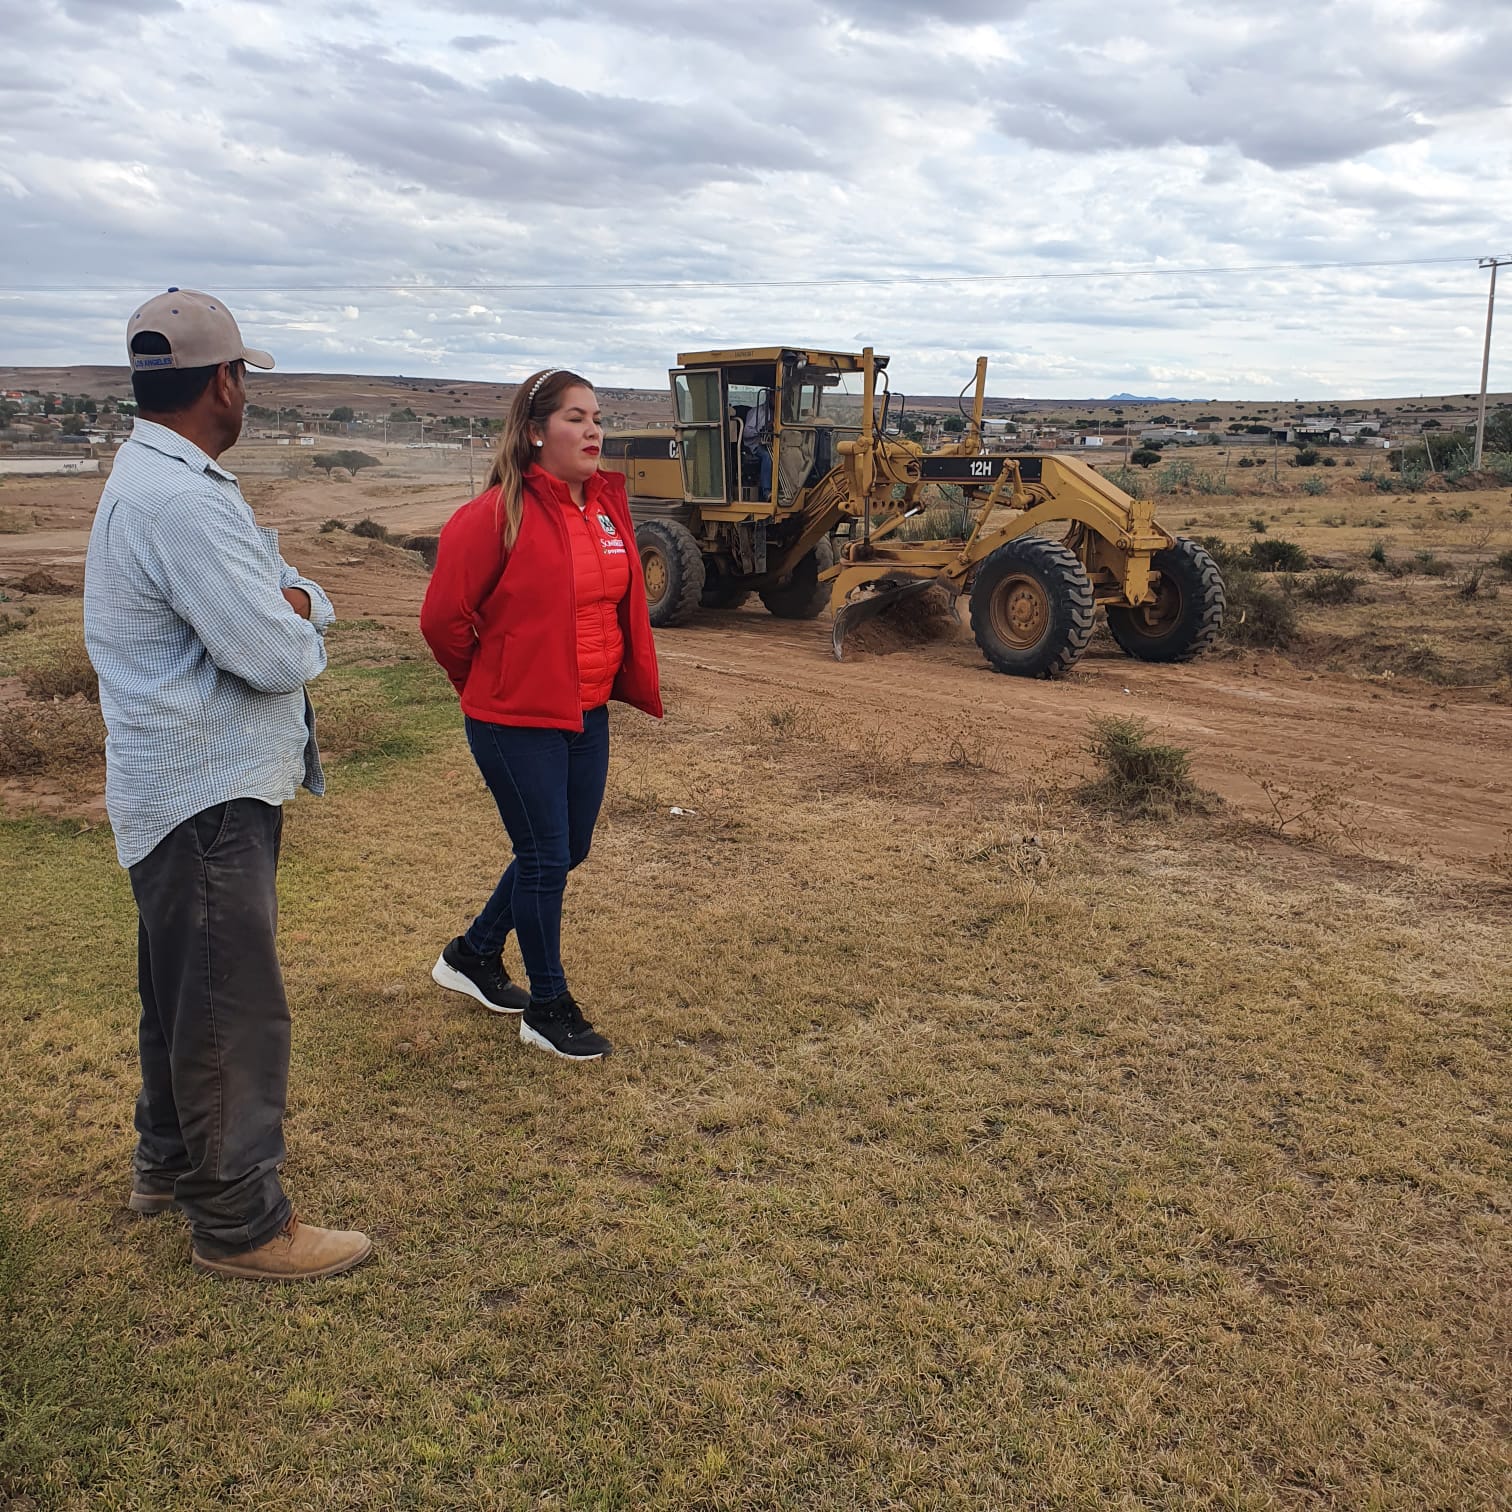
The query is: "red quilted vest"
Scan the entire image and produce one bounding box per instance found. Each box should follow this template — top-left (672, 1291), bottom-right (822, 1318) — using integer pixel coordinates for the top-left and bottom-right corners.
top-left (564, 493), bottom-right (630, 709)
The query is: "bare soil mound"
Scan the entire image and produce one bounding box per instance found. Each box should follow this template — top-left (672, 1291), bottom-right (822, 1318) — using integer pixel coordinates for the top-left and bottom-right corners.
top-left (842, 584), bottom-right (961, 657)
top-left (6, 568), bottom-right (78, 595)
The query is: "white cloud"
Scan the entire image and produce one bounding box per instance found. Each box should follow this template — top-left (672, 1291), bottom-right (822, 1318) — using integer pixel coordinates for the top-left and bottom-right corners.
top-left (0, 0), bottom-right (1509, 397)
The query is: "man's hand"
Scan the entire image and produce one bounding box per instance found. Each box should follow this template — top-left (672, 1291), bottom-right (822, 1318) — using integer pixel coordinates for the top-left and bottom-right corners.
top-left (282, 586), bottom-right (312, 619)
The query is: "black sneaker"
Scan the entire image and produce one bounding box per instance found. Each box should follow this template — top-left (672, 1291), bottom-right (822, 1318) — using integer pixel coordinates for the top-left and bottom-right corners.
top-left (520, 993), bottom-right (613, 1061)
top-left (431, 936), bottom-right (530, 1014)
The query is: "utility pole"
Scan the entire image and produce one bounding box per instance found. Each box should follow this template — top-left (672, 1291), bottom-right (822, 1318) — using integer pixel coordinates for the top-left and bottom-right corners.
top-left (467, 417), bottom-right (475, 492)
top-left (1473, 255), bottom-right (1508, 470)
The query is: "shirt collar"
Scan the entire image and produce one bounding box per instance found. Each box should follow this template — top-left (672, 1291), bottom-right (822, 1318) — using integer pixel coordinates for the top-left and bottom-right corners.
top-left (129, 418), bottom-right (239, 484)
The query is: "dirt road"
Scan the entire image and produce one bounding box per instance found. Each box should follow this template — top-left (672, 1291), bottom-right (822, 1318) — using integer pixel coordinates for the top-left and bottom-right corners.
top-left (309, 540), bottom-right (1512, 874)
top-left (5, 468), bottom-right (1509, 875)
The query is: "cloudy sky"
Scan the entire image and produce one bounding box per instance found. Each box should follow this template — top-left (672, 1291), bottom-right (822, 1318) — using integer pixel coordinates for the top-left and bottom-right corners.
top-left (2, 0), bottom-right (1510, 398)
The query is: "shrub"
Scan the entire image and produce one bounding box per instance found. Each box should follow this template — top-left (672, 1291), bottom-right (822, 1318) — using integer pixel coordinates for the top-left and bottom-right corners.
top-left (1194, 535), bottom-right (1250, 572)
top-left (1300, 475), bottom-right (1329, 495)
top-left (312, 449), bottom-right (380, 475)
top-left (1291, 448), bottom-right (1319, 468)
top-left (1247, 517), bottom-right (1267, 533)
top-left (350, 518), bottom-right (391, 541)
top-left (1131, 448), bottom-right (1162, 467)
top-left (319, 518), bottom-right (348, 533)
top-left (1223, 567), bottom-right (1299, 649)
top-left (1495, 548), bottom-right (1512, 576)
top-left (1237, 456), bottom-right (1257, 468)
top-left (897, 500), bottom-right (976, 541)
top-left (1192, 471), bottom-right (1233, 496)
top-left (1248, 538), bottom-right (1309, 572)
top-left (1457, 565), bottom-right (1498, 600)
top-left (1412, 551), bottom-right (1452, 578)
top-left (1367, 540), bottom-right (1389, 569)
top-left (1394, 638), bottom-right (1444, 679)
top-left (1321, 455), bottom-right (1338, 467)
top-left (1103, 465), bottom-right (1145, 495)
top-left (398, 534), bottom-right (440, 568)
top-left (1154, 458), bottom-right (1195, 493)
top-left (1291, 571), bottom-right (1364, 605)
top-left (1079, 715), bottom-right (1207, 818)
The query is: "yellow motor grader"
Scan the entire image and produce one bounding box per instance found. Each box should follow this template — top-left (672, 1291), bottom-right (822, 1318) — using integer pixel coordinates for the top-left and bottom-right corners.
top-left (599, 345), bottom-right (1223, 676)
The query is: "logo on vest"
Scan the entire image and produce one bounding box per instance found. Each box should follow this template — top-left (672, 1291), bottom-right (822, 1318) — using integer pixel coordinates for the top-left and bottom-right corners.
top-left (596, 512), bottom-right (617, 535)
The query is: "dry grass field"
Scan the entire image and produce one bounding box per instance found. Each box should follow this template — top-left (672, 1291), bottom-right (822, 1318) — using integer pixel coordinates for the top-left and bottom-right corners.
top-left (2, 454), bottom-right (1510, 1509)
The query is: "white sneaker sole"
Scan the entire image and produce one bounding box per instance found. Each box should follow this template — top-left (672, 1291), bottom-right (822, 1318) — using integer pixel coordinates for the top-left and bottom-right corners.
top-left (520, 1021), bottom-right (606, 1061)
top-left (431, 955), bottom-right (524, 1015)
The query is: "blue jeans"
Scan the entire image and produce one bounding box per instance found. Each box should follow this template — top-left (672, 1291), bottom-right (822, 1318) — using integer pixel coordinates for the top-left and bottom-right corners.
top-left (462, 707), bottom-right (610, 1002)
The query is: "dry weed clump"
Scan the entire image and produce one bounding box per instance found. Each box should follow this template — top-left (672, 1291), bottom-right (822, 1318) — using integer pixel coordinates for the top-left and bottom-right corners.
top-left (0, 698), bottom-right (105, 778)
top-left (313, 684), bottom-right (400, 759)
top-left (941, 721), bottom-right (1005, 772)
top-left (852, 727), bottom-right (913, 790)
top-left (0, 507), bottom-right (36, 534)
top-left (19, 640), bottom-right (98, 702)
top-left (734, 698), bottom-right (823, 744)
top-left (1245, 769), bottom-right (1375, 853)
top-left (0, 604), bottom-right (35, 638)
top-left (1078, 715), bottom-right (1212, 819)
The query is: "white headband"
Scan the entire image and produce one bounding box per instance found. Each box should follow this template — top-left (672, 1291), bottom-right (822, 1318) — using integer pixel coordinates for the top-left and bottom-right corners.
top-left (528, 368), bottom-right (563, 408)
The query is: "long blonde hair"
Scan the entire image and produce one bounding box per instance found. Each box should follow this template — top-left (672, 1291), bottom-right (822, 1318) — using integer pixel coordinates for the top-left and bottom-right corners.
top-left (486, 368), bottom-right (593, 548)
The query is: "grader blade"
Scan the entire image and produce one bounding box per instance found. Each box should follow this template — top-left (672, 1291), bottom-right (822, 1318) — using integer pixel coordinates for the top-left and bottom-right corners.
top-left (831, 573), bottom-right (959, 661)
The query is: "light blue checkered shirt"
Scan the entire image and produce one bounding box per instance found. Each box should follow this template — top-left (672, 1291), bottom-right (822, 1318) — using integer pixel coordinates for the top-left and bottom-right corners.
top-left (84, 420), bottom-right (332, 868)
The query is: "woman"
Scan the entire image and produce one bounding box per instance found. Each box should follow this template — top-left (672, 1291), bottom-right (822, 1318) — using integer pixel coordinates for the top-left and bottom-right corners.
top-left (420, 369), bottom-right (662, 1061)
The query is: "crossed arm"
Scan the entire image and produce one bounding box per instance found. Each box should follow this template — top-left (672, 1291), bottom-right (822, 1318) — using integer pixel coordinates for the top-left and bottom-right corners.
top-left (150, 490), bottom-right (335, 693)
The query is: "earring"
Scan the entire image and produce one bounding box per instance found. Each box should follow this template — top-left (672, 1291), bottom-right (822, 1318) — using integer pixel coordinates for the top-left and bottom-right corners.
top-left (533, 440), bottom-right (543, 447)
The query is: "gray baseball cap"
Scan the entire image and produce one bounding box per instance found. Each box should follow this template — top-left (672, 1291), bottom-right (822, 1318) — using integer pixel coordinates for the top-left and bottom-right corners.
top-left (127, 288), bottom-right (275, 372)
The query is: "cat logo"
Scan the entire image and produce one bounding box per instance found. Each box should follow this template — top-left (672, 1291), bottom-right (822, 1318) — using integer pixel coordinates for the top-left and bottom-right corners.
top-left (596, 512), bottom-right (617, 535)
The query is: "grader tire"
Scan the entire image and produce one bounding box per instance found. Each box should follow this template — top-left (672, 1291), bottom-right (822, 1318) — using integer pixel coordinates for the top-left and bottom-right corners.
top-left (1106, 537), bottom-right (1225, 663)
top-left (969, 536), bottom-right (1095, 678)
top-left (636, 520), bottom-right (706, 627)
top-left (759, 537), bottom-right (834, 620)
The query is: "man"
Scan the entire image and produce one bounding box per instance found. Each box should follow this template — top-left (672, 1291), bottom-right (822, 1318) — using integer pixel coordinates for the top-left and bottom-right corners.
top-left (741, 388), bottom-right (773, 499)
top-left (84, 289), bottom-right (370, 1280)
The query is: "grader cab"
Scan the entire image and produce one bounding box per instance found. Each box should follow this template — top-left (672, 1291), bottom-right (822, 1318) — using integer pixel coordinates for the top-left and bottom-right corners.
top-left (600, 345), bottom-right (1224, 677)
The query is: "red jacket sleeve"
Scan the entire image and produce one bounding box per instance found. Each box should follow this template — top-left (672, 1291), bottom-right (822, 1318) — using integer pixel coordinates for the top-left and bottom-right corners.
top-left (420, 492), bottom-right (506, 694)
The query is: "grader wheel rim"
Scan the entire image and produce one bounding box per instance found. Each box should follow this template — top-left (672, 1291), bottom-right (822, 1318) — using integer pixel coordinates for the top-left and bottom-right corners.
top-left (642, 549), bottom-right (669, 604)
top-left (1136, 574), bottom-right (1183, 634)
top-left (989, 572), bottom-right (1051, 649)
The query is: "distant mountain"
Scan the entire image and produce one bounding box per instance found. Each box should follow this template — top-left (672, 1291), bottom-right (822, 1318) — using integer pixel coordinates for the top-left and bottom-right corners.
top-left (1104, 392), bottom-right (1183, 403)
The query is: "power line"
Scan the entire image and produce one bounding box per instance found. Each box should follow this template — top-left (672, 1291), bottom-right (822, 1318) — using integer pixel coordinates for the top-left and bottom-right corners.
top-left (0, 254), bottom-right (1485, 297)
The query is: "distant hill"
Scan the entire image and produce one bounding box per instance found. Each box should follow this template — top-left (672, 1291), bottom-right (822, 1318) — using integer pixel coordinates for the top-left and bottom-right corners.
top-left (1104, 393), bottom-right (1183, 403)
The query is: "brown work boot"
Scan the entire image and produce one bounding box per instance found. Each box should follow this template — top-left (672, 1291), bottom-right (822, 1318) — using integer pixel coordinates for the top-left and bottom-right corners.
top-left (128, 1186), bottom-right (180, 1216)
top-left (192, 1214), bottom-right (372, 1281)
